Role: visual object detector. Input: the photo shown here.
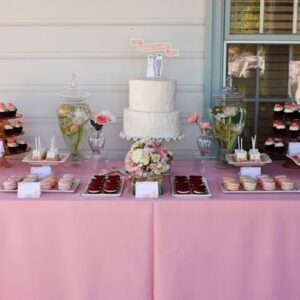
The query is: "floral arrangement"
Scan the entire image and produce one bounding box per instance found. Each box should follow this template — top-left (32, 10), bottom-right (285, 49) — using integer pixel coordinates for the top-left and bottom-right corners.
top-left (125, 139), bottom-right (173, 178)
top-left (188, 113), bottom-right (212, 131)
top-left (90, 110), bottom-right (116, 131)
top-left (211, 105), bottom-right (245, 150)
top-left (57, 104), bottom-right (92, 156)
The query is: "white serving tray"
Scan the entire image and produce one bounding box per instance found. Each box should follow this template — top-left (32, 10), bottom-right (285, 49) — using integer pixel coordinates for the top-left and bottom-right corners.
top-left (286, 154), bottom-right (300, 166)
top-left (219, 182), bottom-right (300, 194)
top-left (22, 152), bottom-right (70, 166)
top-left (171, 176), bottom-right (212, 198)
top-left (81, 176), bottom-right (125, 197)
top-left (0, 178), bottom-right (80, 193)
top-left (225, 153), bottom-right (272, 167)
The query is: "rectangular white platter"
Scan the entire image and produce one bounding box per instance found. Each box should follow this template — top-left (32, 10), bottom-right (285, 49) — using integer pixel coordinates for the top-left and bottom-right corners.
top-left (0, 178), bottom-right (80, 193)
top-left (81, 176), bottom-right (125, 198)
top-left (22, 152), bottom-right (70, 166)
top-left (171, 176), bottom-right (212, 198)
top-left (286, 154), bottom-right (300, 166)
top-left (225, 153), bottom-right (272, 167)
top-left (219, 182), bottom-right (300, 194)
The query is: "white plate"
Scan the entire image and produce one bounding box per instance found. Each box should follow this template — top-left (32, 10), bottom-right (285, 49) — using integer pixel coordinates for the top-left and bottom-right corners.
top-left (81, 176), bottom-right (125, 197)
top-left (0, 178), bottom-right (80, 193)
top-left (286, 154), bottom-right (300, 166)
top-left (171, 176), bottom-right (212, 198)
top-left (22, 152), bottom-right (70, 166)
top-left (219, 182), bottom-right (300, 194)
top-left (43, 178), bottom-right (81, 193)
top-left (225, 153), bottom-right (272, 167)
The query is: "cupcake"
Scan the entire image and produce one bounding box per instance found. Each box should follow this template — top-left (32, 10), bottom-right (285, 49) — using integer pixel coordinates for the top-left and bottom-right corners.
top-left (3, 123), bottom-right (14, 136)
top-left (17, 139), bottom-right (27, 151)
top-left (273, 103), bottom-right (284, 118)
top-left (274, 140), bottom-right (285, 154)
top-left (284, 102), bottom-right (297, 120)
top-left (0, 102), bottom-right (7, 118)
top-left (7, 139), bottom-right (18, 154)
top-left (289, 121), bottom-right (299, 138)
top-left (6, 102), bottom-right (17, 117)
top-left (14, 119), bottom-right (23, 134)
top-left (273, 120), bottom-right (286, 136)
top-left (265, 137), bottom-right (275, 152)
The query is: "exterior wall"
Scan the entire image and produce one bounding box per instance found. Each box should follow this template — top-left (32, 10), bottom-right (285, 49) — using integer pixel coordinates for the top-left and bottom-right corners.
top-left (0, 0), bottom-right (206, 159)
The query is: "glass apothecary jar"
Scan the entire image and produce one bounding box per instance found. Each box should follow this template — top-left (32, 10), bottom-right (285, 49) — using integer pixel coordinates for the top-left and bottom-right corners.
top-left (210, 76), bottom-right (246, 166)
top-left (57, 74), bottom-right (92, 161)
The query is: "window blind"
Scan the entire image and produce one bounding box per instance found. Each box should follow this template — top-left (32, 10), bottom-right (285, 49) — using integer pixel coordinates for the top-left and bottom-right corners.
top-left (230, 0), bottom-right (297, 34)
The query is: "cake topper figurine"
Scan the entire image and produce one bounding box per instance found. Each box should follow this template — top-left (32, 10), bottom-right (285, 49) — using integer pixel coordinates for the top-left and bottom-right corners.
top-left (155, 54), bottom-right (163, 78)
top-left (146, 55), bottom-right (155, 78)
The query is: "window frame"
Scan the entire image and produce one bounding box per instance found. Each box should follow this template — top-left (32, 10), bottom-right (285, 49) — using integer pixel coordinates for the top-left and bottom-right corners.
top-left (206, 0), bottom-right (300, 138)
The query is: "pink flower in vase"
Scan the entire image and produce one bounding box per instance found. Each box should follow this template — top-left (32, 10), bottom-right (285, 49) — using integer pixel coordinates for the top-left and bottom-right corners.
top-left (200, 122), bottom-right (212, 130)
top-left (94, 110), bottom-right (116, 125)
top-left (188, 113), bottom-right (199, 124)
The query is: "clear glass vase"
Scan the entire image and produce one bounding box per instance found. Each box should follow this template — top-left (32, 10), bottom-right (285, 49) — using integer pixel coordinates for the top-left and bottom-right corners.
top-left (210, 76), bottom-right (246, 167)
top-left (88, 128), bottom-right (105, 155)
top-left (57, 74), bottom-right (92, 161)
top-left (197, 130), bottom-right (214, 157)
top-left (196, 129), bottom-right (214, 173)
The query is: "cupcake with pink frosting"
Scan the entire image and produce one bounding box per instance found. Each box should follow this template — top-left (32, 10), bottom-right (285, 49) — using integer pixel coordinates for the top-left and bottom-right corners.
top-left (7, 102), bottom-right (17, 117)
top-left (289, 121), bottom-right (299, 138)
top-left (273, 103), bottom-right (284, 118)
top-left (0, 102), bottom-right (7, 118)
top-left (14, 119), bottom-right (23, 134)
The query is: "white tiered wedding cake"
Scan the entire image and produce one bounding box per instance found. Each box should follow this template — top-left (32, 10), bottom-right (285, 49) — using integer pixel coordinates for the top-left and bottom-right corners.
top-left (121, 79), bottom-right (183, 141)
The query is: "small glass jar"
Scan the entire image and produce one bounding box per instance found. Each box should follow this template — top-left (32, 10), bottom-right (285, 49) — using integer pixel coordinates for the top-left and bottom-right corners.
top-left (57, 74), bottom-right (92, 161)
top-left (210, 76), bottom-right (246, 165)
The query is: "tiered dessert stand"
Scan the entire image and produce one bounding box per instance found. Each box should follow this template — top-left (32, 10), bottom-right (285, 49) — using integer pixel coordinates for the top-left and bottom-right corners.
top-left (0, 113), bottom-right (30, 168)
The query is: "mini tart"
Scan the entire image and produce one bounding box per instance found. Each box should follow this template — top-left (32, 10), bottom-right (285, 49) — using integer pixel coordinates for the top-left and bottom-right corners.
top-left (280, 180), bottom-right (295, 191)
top-left (3, 180), bottom-right (17, 190)
top-left (88, 186), bottom-right (101, 194)
top-left (58, 180), bottom-right (72, 191)
top-left (226, 181), bottom-right (240, 191)
top-left (192, 185), bottom-right (207, 194)
top-left (243, 180), bottom-right (257, 191)
top-left (103, 183), bottom-right (119, 193)
top-left (262, 180), bottom-right (276, 191)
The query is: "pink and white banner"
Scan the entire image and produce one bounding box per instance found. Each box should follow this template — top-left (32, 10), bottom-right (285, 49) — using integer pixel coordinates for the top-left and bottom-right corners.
top-left (130, 38), bottom-right (179, 57)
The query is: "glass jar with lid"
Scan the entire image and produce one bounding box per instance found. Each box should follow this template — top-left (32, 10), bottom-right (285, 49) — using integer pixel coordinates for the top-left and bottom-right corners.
top-left (57, 74), bottom-right (92, 161)
top-left (210, 76), bottom-right (246, 166)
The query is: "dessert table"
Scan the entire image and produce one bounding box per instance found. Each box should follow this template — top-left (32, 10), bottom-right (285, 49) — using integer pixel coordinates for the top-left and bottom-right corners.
top-left (0, 160), bottom-right (300, 300)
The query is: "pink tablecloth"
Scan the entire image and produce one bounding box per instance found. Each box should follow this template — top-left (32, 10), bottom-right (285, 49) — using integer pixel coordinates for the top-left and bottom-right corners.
top-left (0, 160), bottom-right (300, 300)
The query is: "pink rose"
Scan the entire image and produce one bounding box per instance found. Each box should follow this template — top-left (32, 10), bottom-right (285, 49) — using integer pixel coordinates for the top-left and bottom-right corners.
top-left (200, 122), bottom-right (212, 130)
top-left (95, 114), bottom-right (110, 124)
top-left (188, 113), bottom-right (199, 124)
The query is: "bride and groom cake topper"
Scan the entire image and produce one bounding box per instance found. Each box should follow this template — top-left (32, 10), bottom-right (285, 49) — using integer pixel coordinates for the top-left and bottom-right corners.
top-left (146, 54), bottom-right (163, 79)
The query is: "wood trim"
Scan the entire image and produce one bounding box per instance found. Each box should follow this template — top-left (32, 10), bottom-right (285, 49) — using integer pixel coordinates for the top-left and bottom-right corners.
top-left (0, 84), bottom-right (204, 93)
top-left (0, 18), bottom-right (205, 27)
top-left (0, 51), bottom-right (204, 60)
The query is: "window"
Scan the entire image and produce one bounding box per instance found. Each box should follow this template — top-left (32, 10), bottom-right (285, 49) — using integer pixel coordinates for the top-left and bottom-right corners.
top-left (221, 0), bottom-right (300, 149)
